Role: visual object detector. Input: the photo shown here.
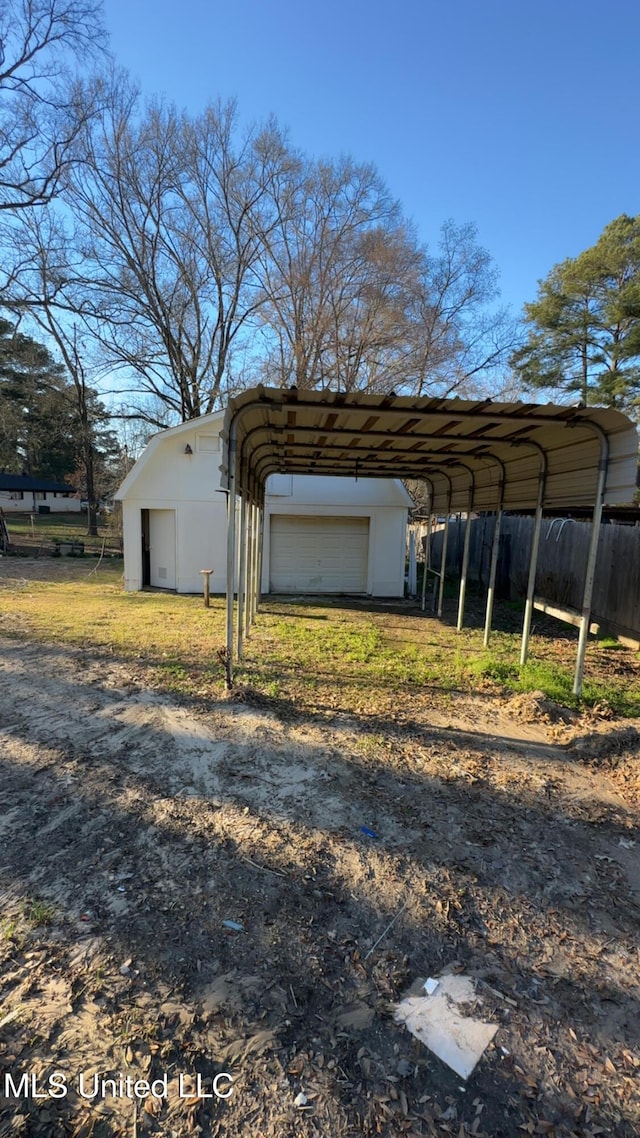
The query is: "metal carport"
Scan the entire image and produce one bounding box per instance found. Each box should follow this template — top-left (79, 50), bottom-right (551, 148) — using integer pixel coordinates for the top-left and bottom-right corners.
top-left (220, 389), bottom-right (638, 696)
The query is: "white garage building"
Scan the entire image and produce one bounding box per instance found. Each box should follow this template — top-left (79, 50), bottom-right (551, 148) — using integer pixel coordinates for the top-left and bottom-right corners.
top-left (116, 412), bottom-right (412, 597)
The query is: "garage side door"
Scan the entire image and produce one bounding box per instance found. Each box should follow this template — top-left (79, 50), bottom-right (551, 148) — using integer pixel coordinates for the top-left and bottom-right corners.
top-left (269, 515), bottom-right (369, 593)
top-left (148, 509), bottom-right (176, 589)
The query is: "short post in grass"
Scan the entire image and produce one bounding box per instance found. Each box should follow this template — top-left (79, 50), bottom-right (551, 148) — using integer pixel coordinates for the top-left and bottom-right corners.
top-left (200, 568), bottom-right (213, 608)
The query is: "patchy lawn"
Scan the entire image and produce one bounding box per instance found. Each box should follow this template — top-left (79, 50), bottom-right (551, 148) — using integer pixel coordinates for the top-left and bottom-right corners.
top-left (2, 510), bottom-right (120, 558)
top-left (0, 560), bottom-right (639, 1137)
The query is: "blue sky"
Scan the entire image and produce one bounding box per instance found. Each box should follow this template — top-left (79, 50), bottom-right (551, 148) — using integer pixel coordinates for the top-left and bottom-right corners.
top-left (102, 0), bottom-right (640, 315)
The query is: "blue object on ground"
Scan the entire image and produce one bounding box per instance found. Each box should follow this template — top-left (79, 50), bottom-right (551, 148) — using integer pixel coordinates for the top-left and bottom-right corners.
top-left (360, 826), bottom-right (379, 839)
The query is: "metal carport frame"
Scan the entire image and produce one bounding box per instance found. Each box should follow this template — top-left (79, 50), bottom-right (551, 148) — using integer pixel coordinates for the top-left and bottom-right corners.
top-left (221, 389), bottom-right (638, 696)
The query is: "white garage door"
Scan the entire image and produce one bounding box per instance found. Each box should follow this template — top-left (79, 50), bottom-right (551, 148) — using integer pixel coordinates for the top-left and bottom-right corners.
top-left (269, 515), bottom-right (369, 593)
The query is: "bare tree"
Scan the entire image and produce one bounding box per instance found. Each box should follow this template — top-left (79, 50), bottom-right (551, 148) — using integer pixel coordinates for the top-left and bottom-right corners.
top-left (7, 207), bottom-right (111, 533)
top-left (64, 77), bottom-right (290, 421)
top-left (406, 221), bottom-right (516, 397)
top-left (0, 0), bottom-right (107, 212)
top-left (254, 173), bottom-right (513, 398)
top-left (20, 68), bottom-right (513, 421)
top-left (254, 154), bottom-right (419, 392)
top-left (325, 222), bottom-right (422, 393)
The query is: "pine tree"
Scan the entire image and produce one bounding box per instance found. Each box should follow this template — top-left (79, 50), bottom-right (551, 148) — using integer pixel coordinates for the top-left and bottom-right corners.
top-left (511, 215), bottom-right (640, 411)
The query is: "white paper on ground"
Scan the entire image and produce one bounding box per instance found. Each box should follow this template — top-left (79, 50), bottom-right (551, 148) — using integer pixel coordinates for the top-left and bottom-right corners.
top-left (394, 974), bottom-right (498, 1080)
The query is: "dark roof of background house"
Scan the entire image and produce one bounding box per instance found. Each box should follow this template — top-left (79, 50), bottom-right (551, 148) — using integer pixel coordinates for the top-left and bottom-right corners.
top-left (0, 473), bottom-right (75, 493)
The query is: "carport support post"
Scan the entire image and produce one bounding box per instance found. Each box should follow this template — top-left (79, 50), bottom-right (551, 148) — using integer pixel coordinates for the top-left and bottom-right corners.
top-left (252, 503), bottom-right (261, 619)
top-left (437, 515), bottom-right (450, 619)
top-left (247, 503), bottom-right (254, 625)
top-left (236, 494), bottom-right (247, 658)
top-left (225, 428), bottom-right (238, 673)
top-left (573, 437), bottom-right (608, 697)
top-left (519, 470), bottom-right (545, 665)
top-left (255, 504), bottom-right (264, 614)
top-left (456, 492), bottom-right (474, 631)
top-left (244, 500), bottom-right (254, 639)
top-left (483, 509), bottom-right (503, 647)
top-left (246, 502), bottom-right (254, 630)
top-left (247, 501), bottom-right (258, 632)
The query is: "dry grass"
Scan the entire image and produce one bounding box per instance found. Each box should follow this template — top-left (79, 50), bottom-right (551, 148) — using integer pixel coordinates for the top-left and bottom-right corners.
top-left (1, 559), bottom-right (638, 715)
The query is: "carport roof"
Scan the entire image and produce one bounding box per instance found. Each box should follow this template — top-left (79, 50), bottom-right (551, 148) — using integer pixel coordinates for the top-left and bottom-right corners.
top-left (221, 388), bottom-right (638, 512)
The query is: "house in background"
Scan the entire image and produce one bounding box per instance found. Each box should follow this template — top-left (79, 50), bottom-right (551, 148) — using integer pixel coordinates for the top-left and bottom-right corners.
top-left (0, 473), bottom-right (80, 513)
top-left (116, 412), bottom-right (412, 596)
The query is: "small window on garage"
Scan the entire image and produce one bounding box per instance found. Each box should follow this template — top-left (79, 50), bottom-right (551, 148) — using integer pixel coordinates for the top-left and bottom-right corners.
top-left (197, 434), bottom-right (220, 452)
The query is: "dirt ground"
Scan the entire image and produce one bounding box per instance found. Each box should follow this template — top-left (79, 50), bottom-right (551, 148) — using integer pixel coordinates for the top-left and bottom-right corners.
top-left (0, 584), bottom-right (639, 1136)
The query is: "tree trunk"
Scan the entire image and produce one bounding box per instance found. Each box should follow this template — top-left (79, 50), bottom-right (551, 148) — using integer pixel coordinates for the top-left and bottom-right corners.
top-left (83, 446), bottom-right (99, 535)
top-left (79, 389), bottom-right (99, 537)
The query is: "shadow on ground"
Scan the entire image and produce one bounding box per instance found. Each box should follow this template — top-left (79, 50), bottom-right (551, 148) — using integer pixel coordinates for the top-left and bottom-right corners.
top-left (0, 634), bottom-right (639, 1137)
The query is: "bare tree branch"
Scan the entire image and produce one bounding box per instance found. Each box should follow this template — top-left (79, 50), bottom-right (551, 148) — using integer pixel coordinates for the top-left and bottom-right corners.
top-left (60, 78), bottom-right (290, 422)
top-left (0, 0), bottom-right (107, 211)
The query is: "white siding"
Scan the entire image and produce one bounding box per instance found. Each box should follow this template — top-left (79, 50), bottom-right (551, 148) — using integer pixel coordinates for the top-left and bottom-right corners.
top-left (0, 492), bottom-right (81, 513)
top-left (117, 415), bottom-right (410, 597)
top-left (266, 473), bottom-right (410, 507)
top-left (370, 509), bottom-right (408, 596)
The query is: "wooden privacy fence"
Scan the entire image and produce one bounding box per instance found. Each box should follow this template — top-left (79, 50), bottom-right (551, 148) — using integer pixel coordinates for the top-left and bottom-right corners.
top-left (425, 516), bottom-right (640, 646)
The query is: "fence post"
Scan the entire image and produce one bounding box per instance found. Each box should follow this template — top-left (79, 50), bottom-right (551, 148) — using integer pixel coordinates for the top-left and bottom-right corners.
top-left (225, 427), bottom-right (237, 676)
top-left (437, 515), bottom-right (450, 618)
